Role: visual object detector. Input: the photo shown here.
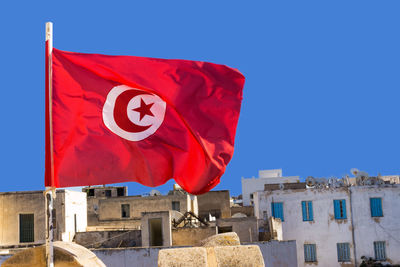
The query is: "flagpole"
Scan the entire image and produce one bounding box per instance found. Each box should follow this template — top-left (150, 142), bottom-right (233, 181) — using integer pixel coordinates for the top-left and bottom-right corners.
top-left (45, 21), bottom-right (55, 267)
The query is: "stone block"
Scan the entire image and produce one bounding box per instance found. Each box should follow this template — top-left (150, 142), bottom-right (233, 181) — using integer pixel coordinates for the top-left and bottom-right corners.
top-left (200, 232), bottom-right (240, 247)
top-left (158, 247), bottom-right (207, 267)
top-left (214, 245), bottom-right (264, 267)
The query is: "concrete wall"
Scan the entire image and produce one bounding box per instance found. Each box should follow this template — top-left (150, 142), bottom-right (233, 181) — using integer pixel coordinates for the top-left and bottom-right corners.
top-left (63, 190), bottom-right (87, 242)
top-left (351, 185), bottom-right (400, 265)
top-left (254, 184), bottom-right (400, 266)
top-left (247, 240), bottom-right (298, 267)
top-left (141, 211), bottom-right (172, 247)
top-left (231, 205), bottom-right (254, 217)
top-left (172, 227), bottom-right (217, 246)
top-left (0, 190), bottom-right (86, 247)
top-left (216, 217), bottom-right (258, 243)
top-left (255, 187), bottom-right (354, 267)
top-left (75, 230), bottom-right (141, 248)
top-left (87, 193), bottom-right (193, 229)
top-left (197, 190), bottom-right (231, 220)
top-left (92, 240), bottom-right (297, 267)
top-left (242, 170), bottom-right (299, 206)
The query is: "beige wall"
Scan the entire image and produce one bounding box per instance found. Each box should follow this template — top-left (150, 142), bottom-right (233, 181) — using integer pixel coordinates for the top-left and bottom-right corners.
top-left (197, 191), bottom-right (231, 219)
top-left (0, 190), bottom-right (87, 247)
top-left (87, 193), bottom-right (193, 230)
top-left (216, 217), bottom-right (258, 243)
top-left (141, 211), bottom-right (172, 247)
top-left (172, 227), bottom-right (217, 246)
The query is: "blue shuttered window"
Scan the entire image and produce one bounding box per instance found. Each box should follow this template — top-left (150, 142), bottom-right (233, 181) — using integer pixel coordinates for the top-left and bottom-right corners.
top-left (374, 241), bottom-right (386, 261)
top-left (370, 198), bottom-right (383, 217)
top-left (337, 243), bottom-right (351, 262)
top-left (271, 202), bottom-right (284, 222)
top-left (302, 201), bottom-right (313, 221)
top-left (304, 244), bottom-right (317, 262)
top-left (334, 199), bottom-right (347, 219)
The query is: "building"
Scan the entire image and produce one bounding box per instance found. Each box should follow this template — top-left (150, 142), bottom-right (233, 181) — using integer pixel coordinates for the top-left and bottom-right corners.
top-left (242, 169), bottom-right (299, 206)
top-left (197, 190), bottom-right (231, 220)
top-left (84, 186), bottom-right (198, 231)
top-left (0, 190), bottom-right (87, 247)
top-left (253, 174), bottom-right (400, 266)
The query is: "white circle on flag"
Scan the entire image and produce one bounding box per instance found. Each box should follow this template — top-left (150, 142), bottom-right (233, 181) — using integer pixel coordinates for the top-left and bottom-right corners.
top-left (102, 85), bottom-right (166, 141)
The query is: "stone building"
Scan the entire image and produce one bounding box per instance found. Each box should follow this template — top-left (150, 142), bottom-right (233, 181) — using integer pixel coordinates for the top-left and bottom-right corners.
top-left (253, 174), bottom-right (400, 266)
top-left (0, 190), bottom-right (87, 247)
top-left (84, 186), bottom-right (198, 230)
top-left (197, 190), bottom-right (231, 220)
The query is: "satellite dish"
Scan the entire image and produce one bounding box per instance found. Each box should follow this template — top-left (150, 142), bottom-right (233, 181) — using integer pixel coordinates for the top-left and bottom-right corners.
top-left (306, 176), bottom-right (316, 187)
top-left (351, 168), bottom-right (359, 176)
top-left (149, 189), bottom-right (162, 196)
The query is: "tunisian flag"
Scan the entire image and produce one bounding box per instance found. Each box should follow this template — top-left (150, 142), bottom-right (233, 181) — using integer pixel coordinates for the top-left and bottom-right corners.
top-left (45, 48), bottom-right (245, 194)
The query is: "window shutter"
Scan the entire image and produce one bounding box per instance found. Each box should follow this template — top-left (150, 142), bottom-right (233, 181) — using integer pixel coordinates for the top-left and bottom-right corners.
top-left (334, 200), bottom-right (340, 219)
top-left (308, 201), bottom-right (313, 221)
top-left (341, 200), bottom-right (347, 219)
top-left (302, 201), bottom-right (307, 221)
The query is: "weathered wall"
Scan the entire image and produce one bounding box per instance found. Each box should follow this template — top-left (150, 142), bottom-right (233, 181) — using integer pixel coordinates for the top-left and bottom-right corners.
top-left (63, 190), bottom-right (87, 242)
top-left (87, 194), bottom-right (192, 229)
top-left (231, 205), bottom-right (254, 217)
top-left (254, 185), bottom-right (400, 266)
top-left (247, 240), bottom-right (298, 267)
top-left (255, 187), bottom-right (354, 267)
top-left (172, 227), bottom-right (217, 246)
top-left (216, 217), bottom-right (258, 243)
top-left (351, 185), bottom-right (400, 265)
top-left (75, 230), bottom-right (141, 248)
top-left (92, 240), bottom-right (297, 267)
top-left (0, 190), bottom-right (86, 247)
top-left (93, 247), bottom-right (162, 267)
top-left (141, 211), bottom-right (172, 247)
top-left (242, 171), bottom-right (299, 206)
top-left (197, 190), bottom-right (231, 219)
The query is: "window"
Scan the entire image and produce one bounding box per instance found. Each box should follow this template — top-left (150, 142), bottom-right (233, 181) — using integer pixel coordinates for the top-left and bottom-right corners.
top-left (374, 241), bottom-right (386, 261)
top-left (370, 198), bottom-right (383, 217)
top-left (87, 189), bottom-right (94, 197)
top-left (105, 190), bottom-right (112, 197)
top-left (337, 243), bottom-right (350, 262)
top-left (121, 204), bottom-right (130, 218)
top-left (334, 199), bottom-right (347, 219)
top-left (218, 226), bottom-right (233, 234)
top-left (19, 214), bottom-right (34, 243)
top-left (271, 202), bottom-right (284, 222)
top-left (302, 201), bottom-right (313, 221)
top-left (117, 187), bottom-right (125, 197)
top-left (304, 244), bottom-right (317, 262)
top-left (172, 201), bottom-right (180, 212)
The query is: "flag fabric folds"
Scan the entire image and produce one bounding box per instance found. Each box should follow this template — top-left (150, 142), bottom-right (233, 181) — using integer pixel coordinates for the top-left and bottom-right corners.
top-left (45, 48), bottom-right (245, 194)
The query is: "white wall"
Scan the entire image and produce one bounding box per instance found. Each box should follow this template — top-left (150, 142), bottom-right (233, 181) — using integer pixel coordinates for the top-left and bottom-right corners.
top-left (351, 186), bottom-right (400, 265)
top-left (242, 170), bottom-right (299, 206)
top-left (256, 187), bottom-right (354, 267)
top-left (254, 185), bottom-right (400, 266)
top-left (62, 190), bottom-right (87, 242)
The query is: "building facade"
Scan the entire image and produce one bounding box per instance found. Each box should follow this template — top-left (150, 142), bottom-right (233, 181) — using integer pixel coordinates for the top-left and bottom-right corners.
top-left (242, 169), bottom-right (299, 206)
top-left (0, 190), bottom-right (87, 247)
top-left (84, 186), bottom-right (198, 230)
top-left (254, 182), bottom-right (400, 266)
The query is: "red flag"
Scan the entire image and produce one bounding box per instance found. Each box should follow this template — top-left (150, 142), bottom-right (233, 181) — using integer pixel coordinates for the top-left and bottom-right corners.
top-left (45, 48), bottom-right (245, 194)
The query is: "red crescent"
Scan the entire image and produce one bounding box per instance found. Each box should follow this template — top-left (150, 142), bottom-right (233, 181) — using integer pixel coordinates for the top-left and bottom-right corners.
top-left (114, 89), bottom-right (152, 133)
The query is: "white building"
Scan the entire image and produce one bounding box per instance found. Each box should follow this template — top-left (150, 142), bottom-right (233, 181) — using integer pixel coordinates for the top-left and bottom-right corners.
top-left (241, 169), bottom-right (299, 206)
top-left (254, 178), bottom-right (400, 266)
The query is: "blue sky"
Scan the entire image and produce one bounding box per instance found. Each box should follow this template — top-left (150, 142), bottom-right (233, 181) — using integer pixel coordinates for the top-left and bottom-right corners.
top-left (0, 1), bottom-right (399, 196)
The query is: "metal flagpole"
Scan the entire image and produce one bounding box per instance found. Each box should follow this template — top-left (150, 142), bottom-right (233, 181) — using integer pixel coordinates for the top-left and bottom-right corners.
top-left (45, 21), bottom-right (55, 267)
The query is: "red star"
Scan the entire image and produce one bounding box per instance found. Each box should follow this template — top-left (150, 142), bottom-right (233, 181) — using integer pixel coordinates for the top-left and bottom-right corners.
top-left (133, 98), bottom-right (154, 121)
